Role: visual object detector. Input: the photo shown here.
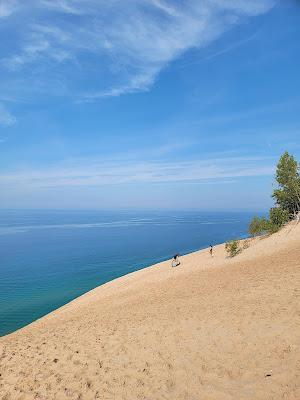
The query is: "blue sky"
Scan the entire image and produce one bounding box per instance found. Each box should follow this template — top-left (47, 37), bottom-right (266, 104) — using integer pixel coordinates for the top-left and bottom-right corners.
top-left (0, 0), bottom-right (300, 210)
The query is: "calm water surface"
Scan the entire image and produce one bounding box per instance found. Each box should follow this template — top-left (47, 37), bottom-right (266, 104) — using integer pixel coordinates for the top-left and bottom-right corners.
top-left (0, 209), bottom-right (254, 336)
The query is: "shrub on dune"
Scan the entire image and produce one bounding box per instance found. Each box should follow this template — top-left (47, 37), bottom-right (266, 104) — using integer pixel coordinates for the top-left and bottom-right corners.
top-left (225, 240), bottom-right (241, 257)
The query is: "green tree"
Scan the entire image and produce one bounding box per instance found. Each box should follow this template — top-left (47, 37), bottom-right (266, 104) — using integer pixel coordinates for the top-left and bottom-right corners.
top-left (248, 151), bottom-right (300, 238)
top-left (248, 216), bottom-right (269, 237)
top-left (268, 207), bottom-right (289, 232)
top-left (272, 151), bottom-right (300, 218)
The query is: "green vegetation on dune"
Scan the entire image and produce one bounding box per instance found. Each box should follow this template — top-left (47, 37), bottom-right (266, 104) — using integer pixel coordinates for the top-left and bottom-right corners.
top-left (225, 240), bottom-right (241, 258)
top-left (249, 151), bottom-right (300, 237)
top-left (225, 152), bottom-right (300, 258)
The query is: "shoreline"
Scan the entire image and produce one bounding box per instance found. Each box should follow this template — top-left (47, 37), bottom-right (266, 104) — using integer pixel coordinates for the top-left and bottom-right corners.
top-left (3, 236), bottom-right (237, 339)
top-left (0, 239), bottom-right (229, 339)
top-left (0, 226), bottom-right (291, 340)
top-left (0, 210), bottom-right (253, 339)
top-left (1, 222), bottom-right (299, 399)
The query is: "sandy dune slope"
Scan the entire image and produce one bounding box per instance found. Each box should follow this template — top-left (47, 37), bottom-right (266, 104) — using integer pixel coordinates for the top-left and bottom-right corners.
top-left (1, 222), bottom-right (300, 400)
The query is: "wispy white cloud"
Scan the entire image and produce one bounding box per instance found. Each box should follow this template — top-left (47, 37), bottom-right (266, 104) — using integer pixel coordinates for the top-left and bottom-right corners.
top-left (83, 72), bottom-right (157, 100)
top-left (177, 30), bottom-right (260, 68)
top-left (151, 0), bottom-right (181, 17)
top-left (0, 0), bottom-right (20, 18)
top-left (0, 155), bottom-right (275, 189)
top-left (0, 103), bottom-right (16, 126)
top-left (0, 0), bottom-right (275, 102)
top-left (192, 99), bottom-right (300, 126)
top-left (40, 0), bottom-right (82, 15)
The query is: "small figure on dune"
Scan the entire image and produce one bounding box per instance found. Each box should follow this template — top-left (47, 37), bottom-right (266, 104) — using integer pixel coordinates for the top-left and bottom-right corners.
top-left (172, 254), bottom-right (180, 267)
top-left (209, 245), bottom-right (213, 257)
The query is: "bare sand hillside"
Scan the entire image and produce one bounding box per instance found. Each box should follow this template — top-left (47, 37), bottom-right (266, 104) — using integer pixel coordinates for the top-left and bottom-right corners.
top-left (1, 222), bottom-right (300, 400)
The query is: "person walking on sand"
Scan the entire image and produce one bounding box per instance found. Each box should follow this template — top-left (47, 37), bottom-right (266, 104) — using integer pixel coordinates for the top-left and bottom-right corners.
top-left (209, 245), bottom-right (213, 257)
top-left (172, 254), bottom-right (180, 267)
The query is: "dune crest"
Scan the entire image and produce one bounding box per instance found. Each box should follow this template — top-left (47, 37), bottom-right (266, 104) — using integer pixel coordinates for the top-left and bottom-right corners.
top-left (1, 222), bottom-right (300, 400)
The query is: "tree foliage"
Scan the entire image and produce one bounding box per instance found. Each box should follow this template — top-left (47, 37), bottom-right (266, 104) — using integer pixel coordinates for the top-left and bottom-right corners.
top-left (272, 151), bottom-right (300, 217)
top-left (268, 207), bottom-right (289, 232)
top-left (248, 152), bottom-right (300, 238)
top-left (248, 216), bottom-right (269, 237)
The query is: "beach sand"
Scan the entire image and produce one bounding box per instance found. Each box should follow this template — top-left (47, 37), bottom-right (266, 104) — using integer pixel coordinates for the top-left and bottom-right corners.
top-left (1, 222), bottom-right (300, 400)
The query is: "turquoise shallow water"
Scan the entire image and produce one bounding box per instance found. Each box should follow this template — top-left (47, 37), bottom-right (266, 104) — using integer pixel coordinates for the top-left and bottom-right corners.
top-left (0, 209), bottom-right (255, 337)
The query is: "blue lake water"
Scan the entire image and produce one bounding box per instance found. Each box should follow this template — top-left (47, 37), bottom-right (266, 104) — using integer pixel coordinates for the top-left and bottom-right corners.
top-left (0, 209), bottom-right (255, 337)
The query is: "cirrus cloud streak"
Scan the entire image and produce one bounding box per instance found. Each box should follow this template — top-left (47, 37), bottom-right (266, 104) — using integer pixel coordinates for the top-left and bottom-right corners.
top-left (0, 0), bottom-right (275, 103)
top-left (0, 155), bottom-right (275, 189)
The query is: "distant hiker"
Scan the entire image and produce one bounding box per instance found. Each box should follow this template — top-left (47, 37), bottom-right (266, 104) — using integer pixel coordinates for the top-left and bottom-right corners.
top-left (172, 254), bottom-right (180, 267)
top-left (209, 245), bottom-right (213, 257)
